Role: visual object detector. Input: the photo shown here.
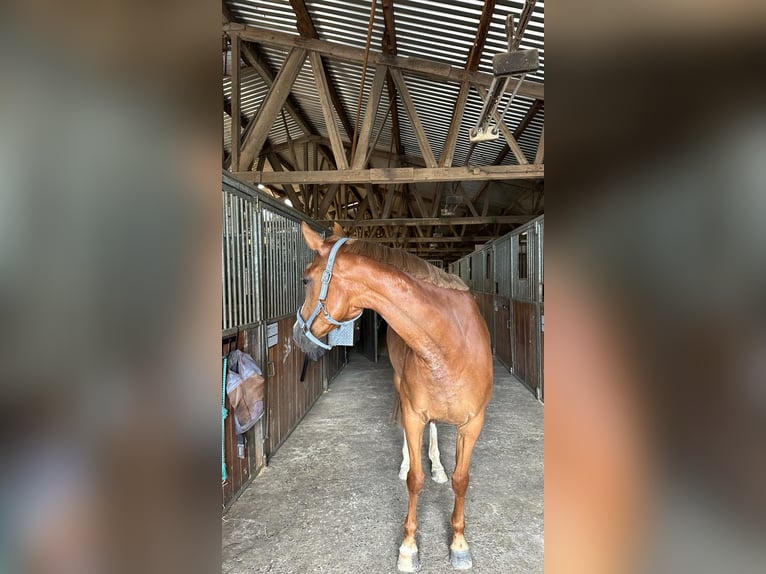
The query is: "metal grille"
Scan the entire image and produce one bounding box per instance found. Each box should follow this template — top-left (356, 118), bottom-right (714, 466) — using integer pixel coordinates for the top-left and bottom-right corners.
top-left (494, 236), bottom-right (511, 297)
top-left (537, 219), bottom-right (544, 302)
top-left (469, 251), bottom-right (485, 292)
top-left (222, 188), bottom-right (260, 330)
top-left (261, 207), bottom-right (319, 321)
top-left (511, 231), bottom-right (531, 300)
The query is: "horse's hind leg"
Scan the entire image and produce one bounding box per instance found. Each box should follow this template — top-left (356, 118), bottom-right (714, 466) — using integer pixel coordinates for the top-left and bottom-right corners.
top-left (398, 408), bottom-right (426, 572)
top-left (428, 422), bottom-right (448, 483)
top-left (399, 428), bottom-right (410, 480)
top-left (449, 413), bottom-right (485, 570)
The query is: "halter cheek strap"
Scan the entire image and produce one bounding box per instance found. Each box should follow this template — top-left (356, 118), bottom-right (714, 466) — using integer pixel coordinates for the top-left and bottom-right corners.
top-left (296, 237), bottom-right (362, 350)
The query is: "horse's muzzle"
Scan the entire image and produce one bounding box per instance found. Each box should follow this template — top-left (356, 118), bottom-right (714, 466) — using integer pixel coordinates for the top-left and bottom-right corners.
top-left (292, 320), bottom-right (327, 361)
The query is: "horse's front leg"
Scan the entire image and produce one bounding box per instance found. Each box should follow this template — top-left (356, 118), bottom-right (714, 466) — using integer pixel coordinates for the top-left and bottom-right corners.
top-left (449, 413), bottom-right (485, 570)
top-left (398, 409), bottom-right (426, 572)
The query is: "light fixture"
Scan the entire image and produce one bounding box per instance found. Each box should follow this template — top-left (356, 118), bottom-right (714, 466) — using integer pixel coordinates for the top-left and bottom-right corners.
top-left (284, 198), bottom-right (293, 207)
top-left (469, 13), bottom-right (539, 143)
top-left (257, 184), bottom-right (267, 190)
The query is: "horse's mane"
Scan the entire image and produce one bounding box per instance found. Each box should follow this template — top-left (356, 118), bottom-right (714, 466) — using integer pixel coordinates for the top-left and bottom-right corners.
top-left (342, 239), bottom-right (469, 291)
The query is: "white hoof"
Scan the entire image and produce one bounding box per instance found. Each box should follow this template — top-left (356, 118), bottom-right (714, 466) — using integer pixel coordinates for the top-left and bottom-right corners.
top-left (431, 468), bottom-right (449, 483)
top-left (398, 544), bottom-right (420, 572)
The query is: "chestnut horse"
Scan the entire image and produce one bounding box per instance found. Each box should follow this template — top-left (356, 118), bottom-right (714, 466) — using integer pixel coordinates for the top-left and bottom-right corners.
top-left (293, 222), bottom-right (493, 572)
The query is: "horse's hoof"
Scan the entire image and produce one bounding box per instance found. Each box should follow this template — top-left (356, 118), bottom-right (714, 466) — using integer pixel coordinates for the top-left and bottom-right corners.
top-left (399, 468), bottom-right (409, 481)
top-left (398, 545), bottom-right (420, 572)
top-left (450, 548), bottom-right (472, 570)
top-left (431, 468), bottom-right (449, 483)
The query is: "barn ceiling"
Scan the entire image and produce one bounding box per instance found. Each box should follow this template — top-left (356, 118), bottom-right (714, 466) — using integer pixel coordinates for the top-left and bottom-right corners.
top-left (222, 0), bottom-right (544, 262)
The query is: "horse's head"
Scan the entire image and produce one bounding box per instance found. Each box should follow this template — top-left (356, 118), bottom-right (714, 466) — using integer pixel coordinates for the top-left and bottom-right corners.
top-left (293, 222), bottom-right (362, 359)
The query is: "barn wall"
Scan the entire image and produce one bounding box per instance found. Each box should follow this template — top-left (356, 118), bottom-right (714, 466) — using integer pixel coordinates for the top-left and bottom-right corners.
top-left (221, 173), bottom-right (348, 509)
top-left (450, 216), bottom-right (544, 400)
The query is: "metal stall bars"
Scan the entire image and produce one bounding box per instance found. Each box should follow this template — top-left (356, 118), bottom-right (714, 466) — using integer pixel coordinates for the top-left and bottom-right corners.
top-left (221, 179), bottom-right (264, 509)
top-left (222, 184), bottom-right (260, 333)
top-left (222, 172), bottom-right (350, 488)
top-left (509, 216), bottom-right (544, 399)
top-left (537, 218), bottom-right (544, 401)
top-left (448, 215), bottom-right (544, 401)
top-left (493, 234), bottom-right (513, 369)
top-left (256, 188), bottom-right (345, 457)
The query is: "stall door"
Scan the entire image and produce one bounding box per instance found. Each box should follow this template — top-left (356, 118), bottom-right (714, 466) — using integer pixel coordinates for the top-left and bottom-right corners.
top-left (495, 297), bottom-right (512, 368)
top-left (512, 301), bottom-right (539, 394)
top-left (355, 309), bottom-right (378, 363)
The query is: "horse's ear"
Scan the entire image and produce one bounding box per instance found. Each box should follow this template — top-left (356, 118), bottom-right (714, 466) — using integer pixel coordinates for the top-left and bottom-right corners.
top-left (332, 222), bottom-right (346, 237)
top-left (301, 221), bottom-right (326, 252)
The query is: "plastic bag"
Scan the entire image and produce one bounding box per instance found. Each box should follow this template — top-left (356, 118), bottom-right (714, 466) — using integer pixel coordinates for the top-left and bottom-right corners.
top-left (226, 350), bottom-right (265, 434)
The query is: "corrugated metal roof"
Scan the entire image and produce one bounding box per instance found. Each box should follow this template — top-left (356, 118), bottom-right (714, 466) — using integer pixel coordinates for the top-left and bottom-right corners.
top-left (223, 0), bottom-right (544, 221)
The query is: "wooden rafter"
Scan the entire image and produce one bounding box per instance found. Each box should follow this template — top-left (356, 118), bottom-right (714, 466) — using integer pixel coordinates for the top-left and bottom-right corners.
top-left (239, 47), bottom-right (308, 170)
top-left (535, 125), bottom-right (544, 164)
top-left (440, 0), bottom-right (496, 170)
top-left (232, 164), bottom-right (543, 185)
top-left (364, 235), bottom-right (495, 244)
top-left (474, 84), bottom-right (528, 165)
top-left (309, 52), bottom-right (349, 169)
top-left (351, 65), bottom-right (387, 169)
top-left (288, 0), bottom-right (355, 140)
top-left (224, 24), bottom-right (544, 100)
top-left (389, 68), bottom-right (437, 168)
top-left (322, 216), bottom-right (532, 227)
top-left (381, 0), bottom-right (404, 159)
top-left (470, 100), bottom-right (543, 207)
top-left (266, 152), bottom-right (304, 210)
top-left (230, 34), bottom-right (241, 171)
top-left (238, 42), bottom-right (315, 137)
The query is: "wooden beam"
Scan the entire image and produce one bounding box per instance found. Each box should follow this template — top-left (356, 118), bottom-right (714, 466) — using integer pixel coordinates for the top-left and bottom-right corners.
top-left (494, 100), bottom-right (542, 165)
top-left (381, 185), bottom-right (396, 219)
top-left (309, 52), bottom-right (349, 169)
top-left (316, 184), bottom-right (340, 219)
top-left (233, 164), bottom-right (543, 185)
top-left (321, 215), bottom-right (533, 227)
top-left (238, 42), bottom-right (315, 138)
top-left (441, 0), bottom-right (496, 169)
top-left (229, 35), bottom-right (241, 171)
top-left (239, 48), bottom-right (308, 170)
top-left (381, 0), bottom-right (404, 159)
top-left (389, 68), bottom-right (437, 168)
top-left (266, 152), bottom-right (304, 210)
top-left (225, 24), bottom-right (544, 100)
top-left (535, 125), bottom-right (544, 164)
top-left (363, 236), bottom-right (495, 244)
top-left (475, 84), bottom-right (528, 165)
top-left (470, 100), bottom-right (543, 205)
top-left (225, 5), bottom-right (316, 138)
top-left (288, 0), bottom-right (355, 139)
top-left (351, 65), bottom-right (387, 169)
top-left (512, 1), bottom-right (538, 51)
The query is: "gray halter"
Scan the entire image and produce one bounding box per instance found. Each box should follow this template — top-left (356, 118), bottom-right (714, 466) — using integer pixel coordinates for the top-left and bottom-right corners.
top-left (295, 237), bottom-right (362, 350)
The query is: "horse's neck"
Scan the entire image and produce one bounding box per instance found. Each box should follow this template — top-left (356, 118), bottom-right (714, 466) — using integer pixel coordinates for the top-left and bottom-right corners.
top-left (346, 259), bottom-right (459, 362)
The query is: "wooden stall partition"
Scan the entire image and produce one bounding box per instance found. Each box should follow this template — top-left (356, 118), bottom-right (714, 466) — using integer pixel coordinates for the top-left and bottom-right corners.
top-left (475, 293), bottom-right (495, 348)
top-left (325, 345), bottom-right (347, 388)
top-left (265, 315), bottom-right (325, 456)
top-left (494, 296), bottom-right (512, 368)
top-left (512, 300), bottom-right (539, 394)
top-left (222, 326), bottom-right (265, 509)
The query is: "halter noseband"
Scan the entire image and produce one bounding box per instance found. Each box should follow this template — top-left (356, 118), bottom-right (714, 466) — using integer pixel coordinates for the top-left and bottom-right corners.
top-left (295, 237), bottom-right (362, 350)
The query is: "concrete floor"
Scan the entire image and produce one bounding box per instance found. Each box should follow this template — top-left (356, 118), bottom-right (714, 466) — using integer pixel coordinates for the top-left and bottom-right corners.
top-left (222, 353), bottom-right (543, 573)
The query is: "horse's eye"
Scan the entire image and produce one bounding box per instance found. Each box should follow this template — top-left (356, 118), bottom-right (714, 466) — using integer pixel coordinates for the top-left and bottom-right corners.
top-left (302, 278), bottom-right (309, 285)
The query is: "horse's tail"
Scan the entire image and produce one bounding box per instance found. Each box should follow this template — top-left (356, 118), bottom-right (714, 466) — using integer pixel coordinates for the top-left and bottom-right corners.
top-left (389, 393), bottom-right (401, 427)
